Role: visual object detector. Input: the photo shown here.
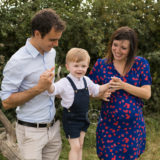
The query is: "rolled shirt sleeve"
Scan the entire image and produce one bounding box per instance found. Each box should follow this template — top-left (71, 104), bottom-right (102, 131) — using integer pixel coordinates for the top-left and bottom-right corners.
top-left (1, 57), bottom-right (24, 100)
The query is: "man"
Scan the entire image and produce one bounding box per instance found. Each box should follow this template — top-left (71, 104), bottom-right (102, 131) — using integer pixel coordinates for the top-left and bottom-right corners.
top-left (1, 8), bottom-right (66, 160)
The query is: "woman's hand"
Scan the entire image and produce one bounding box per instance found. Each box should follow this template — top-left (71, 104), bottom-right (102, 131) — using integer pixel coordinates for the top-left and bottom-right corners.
top-left (109, 76), bottom-right (151, 100)
top-left (108, 77), bottom-right (125, 91)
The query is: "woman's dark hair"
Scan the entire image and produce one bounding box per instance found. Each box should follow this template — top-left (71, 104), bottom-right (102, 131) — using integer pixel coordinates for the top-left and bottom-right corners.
top-left (31, 8), bottom-right (66, 38)
top-left (106, 26), bottom-right (138, 75)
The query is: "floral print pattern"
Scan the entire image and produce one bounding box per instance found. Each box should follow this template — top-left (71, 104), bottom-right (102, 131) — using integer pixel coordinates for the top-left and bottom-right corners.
top-left (88, 56), bottom-right (152, 160)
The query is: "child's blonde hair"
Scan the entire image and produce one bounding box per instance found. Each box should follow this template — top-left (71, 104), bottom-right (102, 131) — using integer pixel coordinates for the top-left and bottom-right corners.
top-left (66, 48), bottom-right (90, 64)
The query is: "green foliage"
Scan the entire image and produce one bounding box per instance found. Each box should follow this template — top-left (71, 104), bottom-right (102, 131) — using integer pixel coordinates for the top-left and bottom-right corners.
top-left (143, 51), bottom-right (160, 114)
top-left (0, 1), bottom-right (159, 159)
top-left (92, 0), bottom-right (160, 53)
top-left (1, 0), bottom-right (160, 61)
top-left (0, 154), bottom-right (7, 160)
top-left (0, 0), bottom-right (160, 124)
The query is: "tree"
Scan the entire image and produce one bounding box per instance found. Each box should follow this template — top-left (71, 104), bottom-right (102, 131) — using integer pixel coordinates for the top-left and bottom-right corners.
top-left (0, 3), bottom-right (160, 158)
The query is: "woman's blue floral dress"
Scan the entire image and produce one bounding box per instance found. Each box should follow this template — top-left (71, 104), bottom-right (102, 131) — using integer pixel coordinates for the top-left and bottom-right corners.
top-left (88, 56), bottom-right (152, 160)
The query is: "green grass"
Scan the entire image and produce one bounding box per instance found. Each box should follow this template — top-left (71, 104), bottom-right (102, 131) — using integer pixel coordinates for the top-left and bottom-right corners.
top-left (1, 114), bottom-right (160, 160)
top-left (0, 155), bottom-right (7, 160)
top-left (139, 114), bottom-right (160, 160)
top-left (59, 123), bottom-right (98, 160)
top-left (59, 114), bottom-right (160, 160)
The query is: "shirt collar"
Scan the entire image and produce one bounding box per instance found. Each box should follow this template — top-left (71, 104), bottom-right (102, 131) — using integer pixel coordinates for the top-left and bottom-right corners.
top-left (68, 73), bottom-right (83, 82)
top-left (25, 38), bottom-right (40, 58)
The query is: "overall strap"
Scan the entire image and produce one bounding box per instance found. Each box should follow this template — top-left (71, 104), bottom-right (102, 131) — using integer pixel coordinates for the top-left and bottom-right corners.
top-left (83, 77), bottom-right (88, 89)
top-left (66, 76), bottom-right (77, 91)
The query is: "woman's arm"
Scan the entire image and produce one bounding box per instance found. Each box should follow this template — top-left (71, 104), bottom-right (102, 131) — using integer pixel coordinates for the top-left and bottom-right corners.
top-left (109, 77), bottom-right (151, 100)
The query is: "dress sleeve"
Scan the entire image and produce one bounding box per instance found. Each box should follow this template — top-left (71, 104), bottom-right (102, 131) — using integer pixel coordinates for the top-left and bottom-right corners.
top-left (139, 57), bottom-right (152, 86)
top-left (88, 59), bottom-right (102, 85)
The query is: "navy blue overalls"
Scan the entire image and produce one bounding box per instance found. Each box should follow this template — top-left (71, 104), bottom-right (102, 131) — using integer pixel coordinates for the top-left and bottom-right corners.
top-left (62, 76), bottom-right (90, 138)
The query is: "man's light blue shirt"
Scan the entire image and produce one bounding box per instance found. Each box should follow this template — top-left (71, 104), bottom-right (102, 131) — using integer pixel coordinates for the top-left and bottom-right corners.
top-left (1, 38), bottom-right (56, 123)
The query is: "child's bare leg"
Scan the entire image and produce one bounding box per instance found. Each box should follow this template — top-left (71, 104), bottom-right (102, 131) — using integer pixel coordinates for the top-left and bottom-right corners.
top-left (78, 131), bottom-right (86, 160)
top-left (68, 138), bottom-right (81, 160)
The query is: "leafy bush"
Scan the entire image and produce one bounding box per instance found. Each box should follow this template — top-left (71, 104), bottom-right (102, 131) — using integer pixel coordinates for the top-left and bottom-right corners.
top-left (143, 51), bottom-right (160, 114)
top-left (0, 0), bottom-right (160, 120)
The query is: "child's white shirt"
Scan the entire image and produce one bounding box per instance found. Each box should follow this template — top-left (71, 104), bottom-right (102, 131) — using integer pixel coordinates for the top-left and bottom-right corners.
top-left (52, 73), bottom-right (100, 109)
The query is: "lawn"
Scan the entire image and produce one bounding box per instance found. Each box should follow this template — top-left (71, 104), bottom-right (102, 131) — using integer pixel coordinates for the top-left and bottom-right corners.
top-left (59, 114), bottom-right (160, 160)
top-left (0, 114), bottom-right (160, 160)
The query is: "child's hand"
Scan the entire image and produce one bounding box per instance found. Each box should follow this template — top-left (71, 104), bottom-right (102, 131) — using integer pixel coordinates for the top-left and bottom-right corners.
top-left (42, 67), bottom-right (54, 78)
top-left (100, 90), bottom-right (112, 101)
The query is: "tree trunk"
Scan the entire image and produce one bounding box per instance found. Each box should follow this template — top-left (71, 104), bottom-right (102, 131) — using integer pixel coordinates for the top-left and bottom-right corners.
top-left (0, 110), bottom-right (21, 160)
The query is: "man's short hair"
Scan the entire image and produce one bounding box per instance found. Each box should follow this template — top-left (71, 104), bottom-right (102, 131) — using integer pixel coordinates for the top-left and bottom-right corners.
top-left (31, 8), bottom-right (66, 38)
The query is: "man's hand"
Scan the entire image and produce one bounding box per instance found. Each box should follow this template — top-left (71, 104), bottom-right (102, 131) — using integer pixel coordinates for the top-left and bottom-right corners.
top-left (2, 67), bottom-right (55, 110)
top-left (36, 67), bottom-right (54, 92)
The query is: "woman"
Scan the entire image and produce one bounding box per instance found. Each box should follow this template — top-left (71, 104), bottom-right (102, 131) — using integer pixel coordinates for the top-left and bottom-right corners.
top-left (88, 26), bottom-right (152, 160)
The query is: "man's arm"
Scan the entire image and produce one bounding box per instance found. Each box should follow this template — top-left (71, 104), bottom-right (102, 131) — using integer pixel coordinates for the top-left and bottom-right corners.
top-left (2, 69), bottom-right (54, 110)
